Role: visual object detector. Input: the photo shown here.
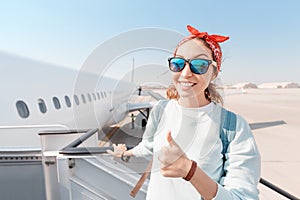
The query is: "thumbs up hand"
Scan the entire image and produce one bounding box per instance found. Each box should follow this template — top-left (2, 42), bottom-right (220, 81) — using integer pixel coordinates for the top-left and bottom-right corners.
top-left (158, 131), bottom-right (193, 178)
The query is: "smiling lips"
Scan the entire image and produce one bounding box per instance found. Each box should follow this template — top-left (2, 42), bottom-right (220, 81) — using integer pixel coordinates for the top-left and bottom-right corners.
top-left (179, 81), bottom-right (196, 89)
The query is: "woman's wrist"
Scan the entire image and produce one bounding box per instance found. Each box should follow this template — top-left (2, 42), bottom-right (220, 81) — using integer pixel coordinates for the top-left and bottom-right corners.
top-left (121, 151), bottom-right (130, 162)
top-left (123, 149), bottom-right (132, 157)
top-left (182, 159), bottom-right (192, 177)
top-left (183, 160), bottom-right (197, 181)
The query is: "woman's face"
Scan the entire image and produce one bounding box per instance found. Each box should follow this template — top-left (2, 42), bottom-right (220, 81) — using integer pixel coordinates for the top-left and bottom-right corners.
top-left (172, 38), bottom-right (216, 102)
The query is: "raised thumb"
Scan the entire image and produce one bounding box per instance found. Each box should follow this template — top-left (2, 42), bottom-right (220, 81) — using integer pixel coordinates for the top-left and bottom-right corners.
top-left (167, 131), bottom-right (176, 147)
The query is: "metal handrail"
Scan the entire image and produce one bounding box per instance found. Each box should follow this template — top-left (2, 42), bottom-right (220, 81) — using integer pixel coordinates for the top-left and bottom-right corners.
top-left (58, 129), bottom-right (299, 199)
top-left (59, 128), bottom-right (133, 154)
top-left (260, 178), bottom-right (299, 200)
top-left (61, 128), bottom-right (99, 149)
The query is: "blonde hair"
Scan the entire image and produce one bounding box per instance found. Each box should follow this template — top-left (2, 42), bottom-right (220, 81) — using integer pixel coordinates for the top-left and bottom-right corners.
top-left (205, 83), bottom-right (224, 105)
top-left (166, 85), bottom-right (179, 100)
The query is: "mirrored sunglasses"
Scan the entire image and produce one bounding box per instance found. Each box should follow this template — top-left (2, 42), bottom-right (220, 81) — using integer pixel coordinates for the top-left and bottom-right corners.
top-left (168, 57), bottom-right (216, 75)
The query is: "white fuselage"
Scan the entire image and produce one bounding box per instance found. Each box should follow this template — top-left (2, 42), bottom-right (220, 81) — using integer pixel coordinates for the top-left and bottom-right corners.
top-left (0, 52), bottom-right (136, 150)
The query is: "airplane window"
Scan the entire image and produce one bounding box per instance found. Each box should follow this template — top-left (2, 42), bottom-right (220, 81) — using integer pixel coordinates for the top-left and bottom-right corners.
top-left (92, 93), bottom-right (96, 101)
top-left (65, 96), bottom-right (71, 107)
top-left (87, 93), bottom-right (92, 102)
top-left (38, 99), bottom-right (47, 113)
top-left (97, 92), bottom-right (100, 100)
top-left (100, 92), bottom-right (104, 99)
top-left (16, 100), bottom-right (30, 118)
top-left (104, 92), bottom-right (107, 98)
top-left (74, 95), bottom-right (79, 105)
top-left (81, 94), bottom-right (86, 104)
top-left (53, 97), bottom-right (61, 109)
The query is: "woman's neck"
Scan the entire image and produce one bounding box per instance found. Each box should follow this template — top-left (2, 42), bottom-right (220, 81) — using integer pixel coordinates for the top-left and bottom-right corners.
top-left (178, 96), bottom-right (210, 108)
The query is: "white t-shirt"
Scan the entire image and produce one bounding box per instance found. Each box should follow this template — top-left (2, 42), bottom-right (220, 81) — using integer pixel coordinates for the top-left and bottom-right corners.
top-left (132, 100), bottom-right (260, 200)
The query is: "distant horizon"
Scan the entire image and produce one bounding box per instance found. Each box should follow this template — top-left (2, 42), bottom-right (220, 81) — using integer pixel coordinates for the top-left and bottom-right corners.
top-left (2, 49), bottom-right (299, 88)
top-left (224, 81), bottom-right (300, 86)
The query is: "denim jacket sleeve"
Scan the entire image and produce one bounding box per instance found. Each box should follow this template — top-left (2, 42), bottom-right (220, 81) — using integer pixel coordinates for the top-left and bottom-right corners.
top-left (213, 115), bottom-right (261, 200)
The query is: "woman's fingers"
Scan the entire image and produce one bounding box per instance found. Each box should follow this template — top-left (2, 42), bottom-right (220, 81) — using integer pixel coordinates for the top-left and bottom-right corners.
top-left (106, 144), bottom-right (127, 157)
top-left (106, 149), bottom-right (115, 156)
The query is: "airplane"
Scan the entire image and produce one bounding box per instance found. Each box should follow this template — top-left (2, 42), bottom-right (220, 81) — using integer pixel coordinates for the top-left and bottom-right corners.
top-left (0, 51), bottom-right (154, 148)
top-left (0, 52), bottom-right (297, 200)
top-left (0, 52), bottom-right (154, 199)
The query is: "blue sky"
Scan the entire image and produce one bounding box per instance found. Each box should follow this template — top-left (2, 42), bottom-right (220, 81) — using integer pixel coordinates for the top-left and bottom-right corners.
top-left (1, 0), bottom-right (300, 85)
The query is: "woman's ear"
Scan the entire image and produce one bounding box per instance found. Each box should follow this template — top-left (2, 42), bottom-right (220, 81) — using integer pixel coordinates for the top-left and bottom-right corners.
top-left (211, 69), bottom-right (218, 81)
top-left (211, 74), bottom-right (217, 81)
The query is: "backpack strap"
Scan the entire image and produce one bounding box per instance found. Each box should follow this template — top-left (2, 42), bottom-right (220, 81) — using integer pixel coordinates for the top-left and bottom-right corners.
top-left (220, 107), bottom-right (237, 169)
top-left (155, 99), bottom-right (169, 124)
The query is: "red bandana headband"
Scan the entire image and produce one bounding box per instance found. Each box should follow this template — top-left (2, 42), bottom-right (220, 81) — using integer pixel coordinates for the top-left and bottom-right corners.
top-left (174, 25), bottom-right (230, 71)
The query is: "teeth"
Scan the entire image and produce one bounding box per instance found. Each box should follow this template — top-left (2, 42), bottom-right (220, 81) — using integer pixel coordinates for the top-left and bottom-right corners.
top-left (180, 82), bottom-right (194, 87)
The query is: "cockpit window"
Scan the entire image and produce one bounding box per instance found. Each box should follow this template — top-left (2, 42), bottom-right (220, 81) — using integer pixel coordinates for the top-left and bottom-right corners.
top-left (16, 100), bottom-right (30, 118)
top-left (38, 98), bottom-right (47, 113)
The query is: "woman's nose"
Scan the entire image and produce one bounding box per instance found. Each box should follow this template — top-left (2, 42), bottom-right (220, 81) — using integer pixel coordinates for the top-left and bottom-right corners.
top-left (180, 63), bottom-right (193, 78)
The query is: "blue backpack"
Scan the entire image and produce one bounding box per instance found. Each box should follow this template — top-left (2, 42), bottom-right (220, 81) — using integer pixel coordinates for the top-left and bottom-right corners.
top-left (220, 107), bottom-right (237, 157)
top-left (219, 107), bottom-right (237, 177)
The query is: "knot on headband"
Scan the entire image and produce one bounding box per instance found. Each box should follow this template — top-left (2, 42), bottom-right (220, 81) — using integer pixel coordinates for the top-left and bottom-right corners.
top-left (174, 25), bottom-right (229, 71)
top-left (187, 25), bottom-right (229, 43)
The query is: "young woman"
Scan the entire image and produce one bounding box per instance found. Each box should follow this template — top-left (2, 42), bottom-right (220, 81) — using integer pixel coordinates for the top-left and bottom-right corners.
top-left (108, 25), bottom-right (261, 200)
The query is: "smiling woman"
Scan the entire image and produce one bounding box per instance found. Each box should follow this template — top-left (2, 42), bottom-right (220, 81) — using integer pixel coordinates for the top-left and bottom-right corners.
top-left (107, 25), bottom-right (261, 200)
top-left (168, 39), bottom-right (223, 107)
top-left (166, 25), bottom-right (228, 106)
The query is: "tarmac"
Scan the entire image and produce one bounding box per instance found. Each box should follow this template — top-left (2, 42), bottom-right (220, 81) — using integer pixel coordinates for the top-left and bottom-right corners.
top-left (101, 88), bottom-right (300, 199)
top-left (225, 88), bottom-right (300, 199)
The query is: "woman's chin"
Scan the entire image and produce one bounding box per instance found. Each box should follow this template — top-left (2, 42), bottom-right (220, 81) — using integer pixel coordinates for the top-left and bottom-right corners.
top-left (177, 87), bottom-right (197, 97)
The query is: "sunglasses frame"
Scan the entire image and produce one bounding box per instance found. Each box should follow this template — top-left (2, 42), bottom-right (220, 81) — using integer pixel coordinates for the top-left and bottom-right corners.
top-left (168, 57), bottom-right (217, 75)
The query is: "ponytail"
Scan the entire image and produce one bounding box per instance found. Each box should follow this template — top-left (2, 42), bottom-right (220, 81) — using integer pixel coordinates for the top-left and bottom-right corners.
top-left (166, 85), bottom-right (179, 100)
top-left (205, 83), bottom-right (223, 105)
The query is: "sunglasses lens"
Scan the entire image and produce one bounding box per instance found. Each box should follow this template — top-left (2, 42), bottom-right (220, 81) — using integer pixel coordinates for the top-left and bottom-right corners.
top-left (190, 59), bottom-right (209, 74)
top-left (169, 58), bottom-right (185, 72)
